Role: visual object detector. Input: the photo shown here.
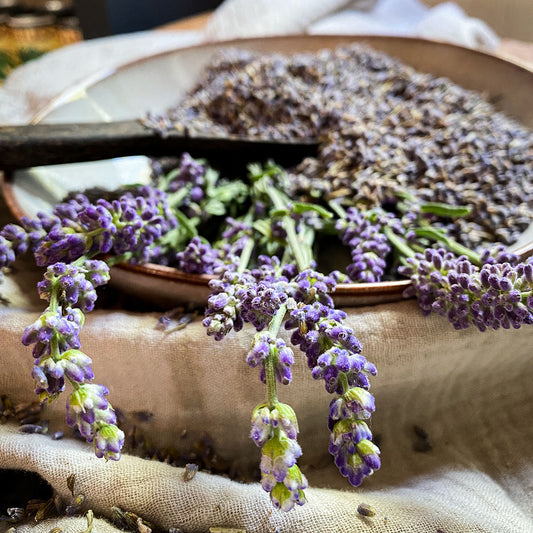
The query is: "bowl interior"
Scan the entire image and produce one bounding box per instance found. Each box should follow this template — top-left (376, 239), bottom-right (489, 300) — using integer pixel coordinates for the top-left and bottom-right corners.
top-left (3, 35), bottom-right (533, 307)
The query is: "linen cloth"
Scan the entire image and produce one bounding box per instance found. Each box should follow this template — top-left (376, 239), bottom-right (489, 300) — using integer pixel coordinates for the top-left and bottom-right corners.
top-left (0, 2), bottom-right (532, 532)
top-left (1, 189), bottom-right (532, 531)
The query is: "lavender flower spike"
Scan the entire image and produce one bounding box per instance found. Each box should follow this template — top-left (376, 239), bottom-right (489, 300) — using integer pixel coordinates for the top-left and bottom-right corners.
top-left (328, 393), bottom-right (380, 487)
top-left (251, 402), bottom-right (307, 511)
top-left (400, 248), bottom-right (533, 331)
top-left (67, 383), bottom-right (124, 460)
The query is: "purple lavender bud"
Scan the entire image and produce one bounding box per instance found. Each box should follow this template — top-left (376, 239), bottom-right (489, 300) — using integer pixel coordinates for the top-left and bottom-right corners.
top-left (344, 387), bottom-right (376, 418)
top-left (204, 271), bottom-right (254, 340)
top-left (66, 384), bottom-right (123, 458)
top-left (290, 269), bottom-right (336, 307)
top-left (0, 223), bottom-right (29, 268)
top-left (251, 405), bottom-right (272, 447)
top-left (0, 235), bottom-right (16, 267)
top-left (222, 217), bottom-right (253, 241)
top-left (402, 248), bottom-right (533, 331)
top-left (176, 236), bottom-right (222, 274)
top-left (270, 481), bottom-right (307, 512)
top-left (328, 416), bottom-right (380, 487)
top-left (59, 349), bottom-right (94, 383)
top-left (166, 153), bottom-right (206, 192)
top-left (247, 333), bottom-right (272, 367)
top-left (31, 361), bottom-right (65, 397)
top-left (22, 307), bottom-right (83, 358)
top-left (94, 423), bottom-right (125, 461)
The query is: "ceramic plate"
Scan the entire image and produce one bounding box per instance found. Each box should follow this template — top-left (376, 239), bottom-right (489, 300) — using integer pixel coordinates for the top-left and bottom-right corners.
top-left (3, 35), bottom-right (533, 307)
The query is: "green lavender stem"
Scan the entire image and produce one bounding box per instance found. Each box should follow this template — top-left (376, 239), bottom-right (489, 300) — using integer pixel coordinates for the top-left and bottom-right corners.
top-left (265, 303), bottom-right (288, 407)
top-left (267, 186), bottom-right (311, 271)
top-left (383, 226), bottom-right (416, 259)
top-left (237, 237), bottom-right (255, 275)
top-left (413, 227), bottom-right (482, 265)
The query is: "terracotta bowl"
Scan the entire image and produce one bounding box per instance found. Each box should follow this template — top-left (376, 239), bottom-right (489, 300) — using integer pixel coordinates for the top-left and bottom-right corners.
top-left (3, 35), bottom-right (533, 307)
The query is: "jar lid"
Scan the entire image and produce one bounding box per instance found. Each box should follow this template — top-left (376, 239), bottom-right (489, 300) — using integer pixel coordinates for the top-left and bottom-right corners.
top-left (19, 0), bottom-right (71, 12)
top-left (0, 0), bottom-right (18, 10)
top-left (7, 12), bottom-right (55, 27)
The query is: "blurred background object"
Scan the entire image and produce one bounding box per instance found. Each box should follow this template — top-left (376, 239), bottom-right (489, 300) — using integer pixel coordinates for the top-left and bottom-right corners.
top-left (423, 0), bottom-right (532, 42)
top-left (0, 0), bottom-right (81, 80)
top-left (0, 0), bottom-right (531, 85)
top-left (73, 0), bottom-right (224, 39)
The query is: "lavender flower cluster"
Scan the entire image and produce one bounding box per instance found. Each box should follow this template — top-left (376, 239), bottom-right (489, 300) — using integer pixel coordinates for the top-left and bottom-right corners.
top-left (250, 402), bottom-right (307, 511)
top-left (2, 186), bottom-right (179, 461)
top-left (22, 185), bottom-right (176, 267)
top-left (22, 259), bottom-right (124, 460)
top-left (336, 207), bottom-right (402, 283)
top-left (285, 300), bottom-right (380, 486)
top-left (204, 259), bottom-right (381, 509)
top-left (400, 248), bottom-right (533, 331)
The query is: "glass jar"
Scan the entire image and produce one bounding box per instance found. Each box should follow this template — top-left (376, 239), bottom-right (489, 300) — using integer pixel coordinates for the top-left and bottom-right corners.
top-left (7, 12), bottom-right (60, 59)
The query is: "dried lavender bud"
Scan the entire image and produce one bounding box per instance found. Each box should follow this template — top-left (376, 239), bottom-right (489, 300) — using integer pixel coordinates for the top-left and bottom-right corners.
top-left (19, 423), bottom-right (48, 434)
top-left (357, 502), bottom-right (376, 517)
top-left (65, 494), bottom-right (85, 516)
top-left (182, 463), bottom-right (199, 481)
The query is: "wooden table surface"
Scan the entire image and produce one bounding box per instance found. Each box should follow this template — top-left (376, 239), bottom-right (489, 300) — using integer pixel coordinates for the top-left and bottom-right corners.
top-left (159, 11), bottom-right (533, 71)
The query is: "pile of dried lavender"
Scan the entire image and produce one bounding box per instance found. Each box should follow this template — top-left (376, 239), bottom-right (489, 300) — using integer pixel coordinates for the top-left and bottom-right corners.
top-left (161, 44), bottom-right (532, 251)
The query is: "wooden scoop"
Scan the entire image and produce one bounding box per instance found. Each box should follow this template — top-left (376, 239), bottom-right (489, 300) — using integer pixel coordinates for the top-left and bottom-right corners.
top-left (0, 120), bottom-right (319, 170)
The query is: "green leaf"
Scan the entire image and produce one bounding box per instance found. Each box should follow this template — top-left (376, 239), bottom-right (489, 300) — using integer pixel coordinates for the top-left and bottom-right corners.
top-left (413, 227), bottom-right (450, 242)
top-left (270, 208), bottom-right (290, 217)
top-left (253, 219), bottom-right (272, 238)
top-left (420, 202), bottom-right (471, 218)
top-left (204, 167), bottom-right (220, 189)
top-left (174, 209), bottom-right (198, 238)
top-left (203, 199), bottom-right (226, 216)
top-left (291, 202), bottom-right (333, 219)
top-left (210, 181), bottom-right (247, 203)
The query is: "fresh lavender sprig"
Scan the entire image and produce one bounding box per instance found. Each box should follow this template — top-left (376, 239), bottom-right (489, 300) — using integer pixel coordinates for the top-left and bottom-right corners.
top-left (31, 185), bottom-right (177, 267)
top-left (284, 273), bottom-right (381, 486)
top-left (203, 164), bottom-right (381, 510)
top-left (247, 301), bottom-right (307, 510)
top-left (336, 206), bottom-right (403, 283)
top-left (23, 258), bottom-right (124, 460)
